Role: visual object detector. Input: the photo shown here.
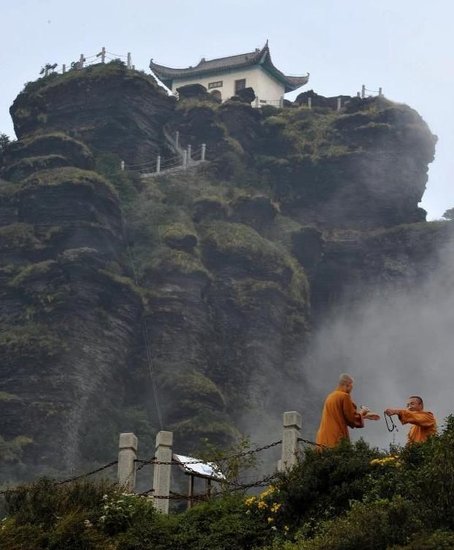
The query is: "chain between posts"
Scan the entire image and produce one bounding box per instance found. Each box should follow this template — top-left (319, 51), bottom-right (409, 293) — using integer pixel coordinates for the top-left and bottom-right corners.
top-left (0, 460), bottom-right (118, 496)
top-left (135, 439), bottom-right (283, 468)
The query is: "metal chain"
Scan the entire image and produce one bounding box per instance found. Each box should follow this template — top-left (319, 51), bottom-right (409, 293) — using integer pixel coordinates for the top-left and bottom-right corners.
top-left (0, 460), bottom-right (118, 495)
top-left (135, 440), bottom-right (283, 468)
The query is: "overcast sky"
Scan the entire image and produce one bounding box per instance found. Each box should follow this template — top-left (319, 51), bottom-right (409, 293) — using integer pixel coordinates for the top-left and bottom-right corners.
top-left (1, 0), bottom-right (452, 218)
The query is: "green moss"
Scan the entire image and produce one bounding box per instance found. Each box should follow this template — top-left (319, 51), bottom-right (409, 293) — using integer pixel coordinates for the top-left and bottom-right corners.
top-left (11, 260), bottom-right (57, 287)
top-left (97, 269), bottom-right (143, 299)
top-left (95, 152), bottom-right (139, 205)
top-left (201, 221), bottom-right (300, 283)
top-left (173, 371), bottom-right (226, 405)
top-left (0, 392), bottom-right (22, 402)
top-left (145, 247), bottom-right (210, 279)
top-left (0, 435), bottom-right (34, 463)
top-left (22, 166), bottom-right (117, 196)
top-left (0, 224), bottom-right (41, 250)
top-left (0, 323), bottom-right (67, 360)
top-left (21, 61), bottom-right (165, 98)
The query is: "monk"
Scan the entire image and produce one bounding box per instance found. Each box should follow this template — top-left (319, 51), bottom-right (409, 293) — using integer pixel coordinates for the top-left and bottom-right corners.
top-left (316, 373), bottom-right (380, 448)
top-left (385, 395), bottom-right (437, 444)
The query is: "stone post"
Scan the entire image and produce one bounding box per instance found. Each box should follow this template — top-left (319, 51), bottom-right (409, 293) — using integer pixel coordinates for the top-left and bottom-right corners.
top-left (117, 432), bottom-right (138, 491)
top-left (361, 84), bottom-right (366, 98)
top-left (187, 145), bottom-right (192, 162)
top-left (156, 156), bottom-right (161, 173)
top-left (255, 96), bottom-right (259, 108)
top-left (120, 160), bottom-right (125, 171)
top-left (279, 96), bottom-right (284, 108)
top-left (308, 97), bottom-right (312, 109)
top-left (279, 411), bottom-right (302, 472)
top-left (175, 130), bottom-right (180, 149)
top-left (79, 54), bottom-right (85, 69)
top-left (378, 87), bottom-right (383, 97)
top-left (183, 150), bottom-right (188, 169)
top-left (152, 431), bottom-right (173, 514)
top-left (99, 47), bottom-right (106, 63)
top-left (201, 143), bottom-right (206, 161)
top-left (337, 97), bottom-right (342, 111)
top-left (62, 64), bottom-right (66, 74)
top-left (127, 52), bottom-right (132, 69)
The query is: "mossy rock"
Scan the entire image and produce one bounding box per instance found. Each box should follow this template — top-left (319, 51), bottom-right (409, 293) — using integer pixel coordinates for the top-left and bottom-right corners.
top-left (4, 132), bottom-right (94, 171)
top-left (143, 247), bottom-right (210, 281)
top-left (0, 323), bottom-right (67, 365)
top-left (229, 194), bottom-right (278, 228)
top-left (192, 196), bottom-right (228, 223)
top-left (3, 154), bottom-right (69, 182)
top-left (291, 226), bottom-right (325, 272)
top-left (22, 166), bottom-right (117, 196)
top-left (200, 221), bottom-right (294, 285)
top-left (0, 224), bottom-right (42, 252)
top-left (161, 223), bottom-right (198, 252)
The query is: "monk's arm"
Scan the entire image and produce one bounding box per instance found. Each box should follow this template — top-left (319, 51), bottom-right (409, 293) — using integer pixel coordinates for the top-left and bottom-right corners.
top-left (397, 410), bottom-right (436, 428)
top-left (343, 397), bottom-right (364, 429)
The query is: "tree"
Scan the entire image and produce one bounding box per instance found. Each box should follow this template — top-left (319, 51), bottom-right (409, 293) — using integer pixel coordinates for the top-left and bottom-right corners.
top-left (0, 133), bottom-right (11, 168)
top-left (39, 63), bottom-right (58, 77)
top-left (442, 208), bottom-right (454, 220)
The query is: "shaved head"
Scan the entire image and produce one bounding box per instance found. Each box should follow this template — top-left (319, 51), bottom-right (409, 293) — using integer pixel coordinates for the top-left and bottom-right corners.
top-left (339, 373), bottom-right (354, 385)
top-left (338, 373), bottom-right (354, 393)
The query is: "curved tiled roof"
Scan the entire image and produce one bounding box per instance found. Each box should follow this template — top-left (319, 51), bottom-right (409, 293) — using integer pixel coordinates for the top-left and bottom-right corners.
top-left (150, 43), bottom-right (309, 93)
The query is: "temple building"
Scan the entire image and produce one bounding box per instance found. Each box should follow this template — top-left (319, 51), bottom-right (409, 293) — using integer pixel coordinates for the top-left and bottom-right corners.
top-left (149, 42), bottom-right (309, 107)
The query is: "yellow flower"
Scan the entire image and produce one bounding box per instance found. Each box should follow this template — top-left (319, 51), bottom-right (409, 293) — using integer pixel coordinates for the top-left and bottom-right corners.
top-left (257, 500), bottom-right (268, 510)
top-left (370, 455), bottom-right (400, 466)
top-left (270, 502), bottom-right (282, 513)
top-left (244, 496), bottom-right (256, 507)
top-left (267, 517), bottom-right (274, 523)
top-left (260, 485), bottom-right (275, 499)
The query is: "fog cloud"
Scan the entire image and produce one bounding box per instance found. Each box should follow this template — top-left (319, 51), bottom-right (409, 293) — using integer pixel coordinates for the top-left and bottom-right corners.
top-left (306, 229), bottom-right (454, 449)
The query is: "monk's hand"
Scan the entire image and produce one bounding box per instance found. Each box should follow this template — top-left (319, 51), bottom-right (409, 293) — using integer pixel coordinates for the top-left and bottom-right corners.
top-left (359, 405), bottom-right (370, 417)
top-left (385, 408), bottom-right (397, 416)
top-left (364, 412), bottom-right (380, 421)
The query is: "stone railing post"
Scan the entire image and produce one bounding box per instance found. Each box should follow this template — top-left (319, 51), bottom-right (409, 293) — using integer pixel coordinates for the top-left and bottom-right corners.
top-left (183, 150), bottom-right (188, 169)
top-left (156, 155), bottom-right (161, 173)
top-left (279, 96), bottom-right (284, 108)
top-left (175, 130), bottom-right (179, 149)
top-left (152, 430), bottom-right (173, 514)
top-left (201, 143), bottom-right (206, 161)
top-left (307, 97), bottom-right (312, 109)
top-left (337, 97), bottom-right (342, 111)
top-left (279, 411), bottom-right (302, 472)
top-left (361, 84), bottom-right (366, 98)
top-left (187, 144), bottom-right (192, 163)
top-left (255, 96), bottom-right (259, 108)
top-left (120, 160), bottom-right (125, 171)
top-left (117, 432), bottom-right (138, 491)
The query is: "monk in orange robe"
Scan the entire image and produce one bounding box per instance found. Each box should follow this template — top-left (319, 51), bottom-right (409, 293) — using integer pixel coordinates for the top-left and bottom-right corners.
top-left (385, 395), bottom-right (437, 444)
top-left (316, 373), bottom-right (380, 448)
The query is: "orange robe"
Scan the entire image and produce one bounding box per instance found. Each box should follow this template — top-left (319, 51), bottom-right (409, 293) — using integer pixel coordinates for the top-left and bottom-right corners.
top-left (397, 410), bottom-right (437, 443)
top-left (316, 388), bottom-right (364, 448)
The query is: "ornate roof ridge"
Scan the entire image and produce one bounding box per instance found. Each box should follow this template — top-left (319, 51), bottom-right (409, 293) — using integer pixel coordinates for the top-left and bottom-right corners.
top-left (149, 42), bottom-right (309, 92)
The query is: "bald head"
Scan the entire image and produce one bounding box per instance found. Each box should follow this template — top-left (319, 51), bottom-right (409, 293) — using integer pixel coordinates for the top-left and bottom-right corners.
top-left (338, 373), bottom-right (354, 393)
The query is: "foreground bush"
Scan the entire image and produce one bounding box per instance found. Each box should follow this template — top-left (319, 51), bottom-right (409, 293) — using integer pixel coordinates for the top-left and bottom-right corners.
top-left (2, 421), bottom-right (454, 548)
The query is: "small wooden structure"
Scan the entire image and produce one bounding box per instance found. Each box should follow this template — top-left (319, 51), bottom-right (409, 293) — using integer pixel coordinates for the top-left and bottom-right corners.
top-left (173, 453), bottom-right (226, 508)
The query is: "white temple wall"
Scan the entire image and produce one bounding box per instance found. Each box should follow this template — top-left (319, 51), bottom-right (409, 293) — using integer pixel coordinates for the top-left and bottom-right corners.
top-left (171, 66), bottom-right (285, 103)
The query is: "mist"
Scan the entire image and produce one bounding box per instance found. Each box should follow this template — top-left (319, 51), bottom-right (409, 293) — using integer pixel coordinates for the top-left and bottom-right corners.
top-left (305, 229), bottom-right (454, 449)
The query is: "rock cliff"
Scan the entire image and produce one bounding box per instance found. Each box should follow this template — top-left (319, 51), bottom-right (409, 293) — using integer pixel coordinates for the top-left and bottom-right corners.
top-left (0, 61), bottom-right (451, 480)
